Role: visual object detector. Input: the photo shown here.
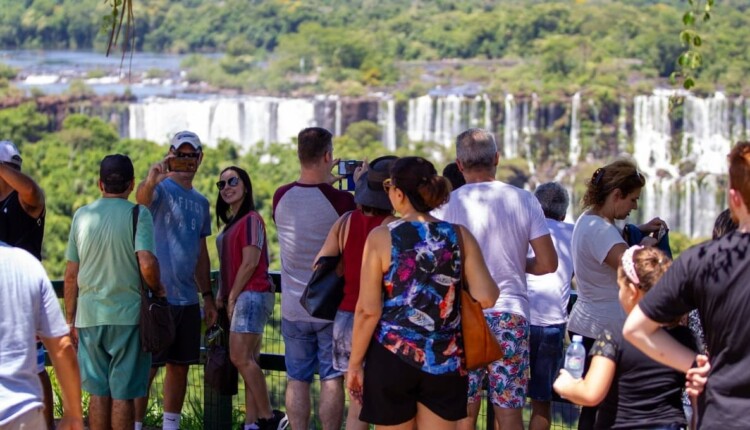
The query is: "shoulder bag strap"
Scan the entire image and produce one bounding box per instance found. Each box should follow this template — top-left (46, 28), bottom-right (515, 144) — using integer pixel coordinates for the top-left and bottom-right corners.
top-left (453, 224), bottom-right (469, 293)
top-left (337, 210), bottom-right (353, 254)
top-left (132, 205), bottom-right (148, 296)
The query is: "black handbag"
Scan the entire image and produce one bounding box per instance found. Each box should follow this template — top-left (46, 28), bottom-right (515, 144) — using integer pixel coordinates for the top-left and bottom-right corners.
top-left (300, 211), bottom-right (351, 320)
top-left (133, 205), bottom-right (175, 354)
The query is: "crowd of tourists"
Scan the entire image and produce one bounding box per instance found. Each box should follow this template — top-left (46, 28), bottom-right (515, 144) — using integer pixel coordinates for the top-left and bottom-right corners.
top-left (1, 126), bottom-right (748, 430)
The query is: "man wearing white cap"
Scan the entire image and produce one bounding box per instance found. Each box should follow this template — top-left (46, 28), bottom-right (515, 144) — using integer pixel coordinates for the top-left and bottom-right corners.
top-left (134, 131), bottom-right (217, 430)
top-left (0, 139), bottom-right (56, 430)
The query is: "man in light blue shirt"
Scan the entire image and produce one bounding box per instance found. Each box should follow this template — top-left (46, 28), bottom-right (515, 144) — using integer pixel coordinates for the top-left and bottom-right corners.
top-left (135, 131), bottom-right (216, 430)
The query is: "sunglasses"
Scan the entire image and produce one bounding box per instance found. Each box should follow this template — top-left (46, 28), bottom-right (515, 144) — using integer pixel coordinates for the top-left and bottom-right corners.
top-left (382, 178), bottom-right (396, 193)
top-left (216, 176), bottom-right (240, 191)
top-left (175, 151), bottom-right (200, 159)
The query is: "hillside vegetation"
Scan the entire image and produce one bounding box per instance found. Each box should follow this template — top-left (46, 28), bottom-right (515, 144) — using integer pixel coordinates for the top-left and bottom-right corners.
top-left (2, 1), bottom-right (750, 95)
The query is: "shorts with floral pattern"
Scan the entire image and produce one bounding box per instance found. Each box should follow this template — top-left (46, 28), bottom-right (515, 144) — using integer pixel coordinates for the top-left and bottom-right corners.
top-left (467, 311), bottom-right (530, 409)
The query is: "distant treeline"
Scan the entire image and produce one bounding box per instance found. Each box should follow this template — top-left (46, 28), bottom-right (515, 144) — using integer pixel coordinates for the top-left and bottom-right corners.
top-left (3, 0), bottom-right (750, 94)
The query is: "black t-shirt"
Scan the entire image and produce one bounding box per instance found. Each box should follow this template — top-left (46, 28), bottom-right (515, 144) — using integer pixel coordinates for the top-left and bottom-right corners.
top-left (0, 190), bottom-right (44, 260)
top-left (591, 325), bottom-right (694, 430)
top-left (639, 231), bottom-right (750, 429)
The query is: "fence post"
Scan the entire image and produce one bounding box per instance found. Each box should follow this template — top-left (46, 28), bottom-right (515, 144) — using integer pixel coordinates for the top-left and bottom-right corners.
top-left (204, 273), bottom-right (234, 429)
top-left (203, 379), bottom-right (234, 429)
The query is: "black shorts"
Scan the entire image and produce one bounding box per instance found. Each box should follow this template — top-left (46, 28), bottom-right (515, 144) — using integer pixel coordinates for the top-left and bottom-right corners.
top-left (151, 304), bottom-right (201, 367)
top-left (360, 339), bottom-right (468, 425)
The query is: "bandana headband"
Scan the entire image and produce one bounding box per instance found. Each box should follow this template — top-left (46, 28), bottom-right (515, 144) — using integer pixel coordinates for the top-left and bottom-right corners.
top-left (621, 245), bottom-right (643, 285)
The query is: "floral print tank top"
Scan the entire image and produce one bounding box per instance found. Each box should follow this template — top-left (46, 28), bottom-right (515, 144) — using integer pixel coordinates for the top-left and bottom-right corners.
top-left (374, 220), bottom-right (464, 375)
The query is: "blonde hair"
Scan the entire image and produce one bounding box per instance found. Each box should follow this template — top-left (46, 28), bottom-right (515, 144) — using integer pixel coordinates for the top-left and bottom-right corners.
top-left (617, 247), bottom-right (671, 292)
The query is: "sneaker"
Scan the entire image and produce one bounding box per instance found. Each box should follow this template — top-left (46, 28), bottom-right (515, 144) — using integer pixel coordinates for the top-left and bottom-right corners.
top-left (258, 410), bottom-right (288, 430)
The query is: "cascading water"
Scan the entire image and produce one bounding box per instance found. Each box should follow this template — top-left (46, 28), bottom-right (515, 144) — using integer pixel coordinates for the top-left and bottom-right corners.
top-left (503, 94), bottom-right (519, 159)
top-left (125, 90), bottom-right (748, 238)
top-left (568, 92), bottom-right (581, 166)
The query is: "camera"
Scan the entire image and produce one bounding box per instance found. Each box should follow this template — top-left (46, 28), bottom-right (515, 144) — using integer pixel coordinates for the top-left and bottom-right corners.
top-left (167, 156), bottom-right (198, 173)
top-left (338, 160), bottom-right (362, 176)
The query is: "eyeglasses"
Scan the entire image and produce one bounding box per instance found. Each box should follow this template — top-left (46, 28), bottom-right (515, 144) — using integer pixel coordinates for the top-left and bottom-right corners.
top-left (175, 151), bottom-right (200, 159)
top-left (216, 176), bottom-right (240, 191)
top-left (382, 178), bottom-right (396, 193)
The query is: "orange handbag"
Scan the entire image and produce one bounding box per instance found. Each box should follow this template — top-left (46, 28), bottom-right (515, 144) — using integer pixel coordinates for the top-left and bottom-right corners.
top-left (455, 225), bottom-right (504, 370)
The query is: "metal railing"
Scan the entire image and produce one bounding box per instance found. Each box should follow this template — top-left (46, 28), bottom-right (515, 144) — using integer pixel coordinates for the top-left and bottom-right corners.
top-left (51, 273), bottom-right (579, 430)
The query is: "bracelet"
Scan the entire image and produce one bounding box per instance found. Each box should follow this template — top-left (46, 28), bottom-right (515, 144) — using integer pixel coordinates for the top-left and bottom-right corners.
top-left (202, 291), bottom-right (214, 298)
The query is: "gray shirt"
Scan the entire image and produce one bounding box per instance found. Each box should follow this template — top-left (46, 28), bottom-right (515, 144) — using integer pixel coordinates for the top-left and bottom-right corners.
top-left (273, 182), bottom-right (355, 322)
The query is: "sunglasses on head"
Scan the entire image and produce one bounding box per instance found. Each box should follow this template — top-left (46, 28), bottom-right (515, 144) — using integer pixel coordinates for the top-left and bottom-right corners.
top-left (382, 178), bottom-right (396, 192)
top-left (216, 176), bottom-right (240, 191)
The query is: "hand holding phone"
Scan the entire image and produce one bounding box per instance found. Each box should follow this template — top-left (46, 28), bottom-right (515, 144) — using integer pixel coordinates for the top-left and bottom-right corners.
top-left (338, 160), bottom-right (363, 176)
top-left (167, 156), bottom-right (198, 173)
top-left (655, 224), bottom-right (667, 242)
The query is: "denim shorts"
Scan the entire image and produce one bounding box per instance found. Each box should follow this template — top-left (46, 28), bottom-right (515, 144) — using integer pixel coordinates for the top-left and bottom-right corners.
top-left (230, 291), bottom-right (274, 334)
top-left (281, 318), bottom-right (343, 383)
top-left (78, 324), bottom-right (150, 399)
top-left (332, 311), bottom-right (354, 372)
top-left (528, 323), bottom-right (566, 401)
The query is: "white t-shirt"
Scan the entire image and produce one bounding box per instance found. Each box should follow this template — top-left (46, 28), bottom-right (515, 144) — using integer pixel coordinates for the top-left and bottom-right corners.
top-left (567, 212), bottom-right (627, 339)
top-left (526, 219), bottom-right (575, 326)
top-left (0, 243), bottom-right (68, 426)
top-left (434, 181), bottom-right (550, 319)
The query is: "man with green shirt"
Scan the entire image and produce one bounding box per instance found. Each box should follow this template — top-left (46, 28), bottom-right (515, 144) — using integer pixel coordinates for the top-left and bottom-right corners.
top-left (63, 154), bottom-right (165, 430)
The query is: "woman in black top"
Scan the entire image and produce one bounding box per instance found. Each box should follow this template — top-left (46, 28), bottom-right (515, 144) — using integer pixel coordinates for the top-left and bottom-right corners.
top-left (554, 246), bottom-right (697, 430)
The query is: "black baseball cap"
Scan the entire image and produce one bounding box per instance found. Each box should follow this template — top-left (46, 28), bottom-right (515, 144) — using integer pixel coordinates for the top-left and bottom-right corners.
top-left (100, 154), bottom-right (134, 185)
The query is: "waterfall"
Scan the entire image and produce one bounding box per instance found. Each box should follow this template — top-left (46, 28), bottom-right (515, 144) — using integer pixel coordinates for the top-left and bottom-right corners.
top-left (617, 97), bottom-right (628, 153)
top-left (378, 98), bottom-right (397, 151)
top-left (568, 92), bottom-right (581, 165)
top-left (407, 95), bottom-right (433, 143)
top-left (483, 94), bottom-right (492, 132)
top-left (129, 96), bottom-right (316, 148)
top-left (732, 96), bottom-right (746, 144)
top-left (503, 94), bottom-right (519, 158)
top-left (682, 93), bottom-right (731, 175)
top-left (633, 92), bottom-right (673, 172)
top-left (122, 90), bottom-right (750, 239)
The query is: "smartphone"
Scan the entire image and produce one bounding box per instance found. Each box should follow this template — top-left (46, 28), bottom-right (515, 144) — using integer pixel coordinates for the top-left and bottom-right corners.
top-left (338, 160), bottom-right (363, 176)
top-left (167, 157), bottom-right (198, 173)
top-left (655, 225), bottom-right (667, 242)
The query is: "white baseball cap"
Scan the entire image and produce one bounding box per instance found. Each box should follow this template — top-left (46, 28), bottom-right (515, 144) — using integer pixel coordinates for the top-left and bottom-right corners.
top-left (169, 131), bottom-right (202, 152)
top-left (0, 140), bottom-right (22, 168)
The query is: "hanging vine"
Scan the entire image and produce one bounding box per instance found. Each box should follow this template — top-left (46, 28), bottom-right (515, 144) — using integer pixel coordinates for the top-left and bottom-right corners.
top-left (102, 0), bottom-right (135, 69)
top-left (671, 0), bottom-right (714, 90)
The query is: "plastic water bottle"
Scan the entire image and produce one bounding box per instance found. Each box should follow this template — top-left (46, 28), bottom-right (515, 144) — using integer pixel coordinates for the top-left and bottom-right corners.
top-left (564, 335), bottom-right (586, 379)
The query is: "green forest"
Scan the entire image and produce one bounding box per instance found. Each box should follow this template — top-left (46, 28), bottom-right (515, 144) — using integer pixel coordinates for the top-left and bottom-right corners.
top-left (2, 0), bottom-right (750, 96)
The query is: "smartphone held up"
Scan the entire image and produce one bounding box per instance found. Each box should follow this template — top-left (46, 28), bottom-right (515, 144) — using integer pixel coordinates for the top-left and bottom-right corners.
top-left (337, 160), bottom-right (362, 191)
top-left (167, 156), bottom-right (198, 173)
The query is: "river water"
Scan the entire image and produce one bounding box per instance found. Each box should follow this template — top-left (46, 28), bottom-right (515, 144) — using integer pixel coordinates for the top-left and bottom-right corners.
top-left (1, 49), bottom-right (199, 98)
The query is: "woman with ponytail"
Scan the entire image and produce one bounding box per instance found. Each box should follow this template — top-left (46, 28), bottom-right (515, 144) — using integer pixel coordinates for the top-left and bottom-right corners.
top-left (346, 157), bottom-right (498, 429)
top-left (567, 159), bottom-right (666, 429)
